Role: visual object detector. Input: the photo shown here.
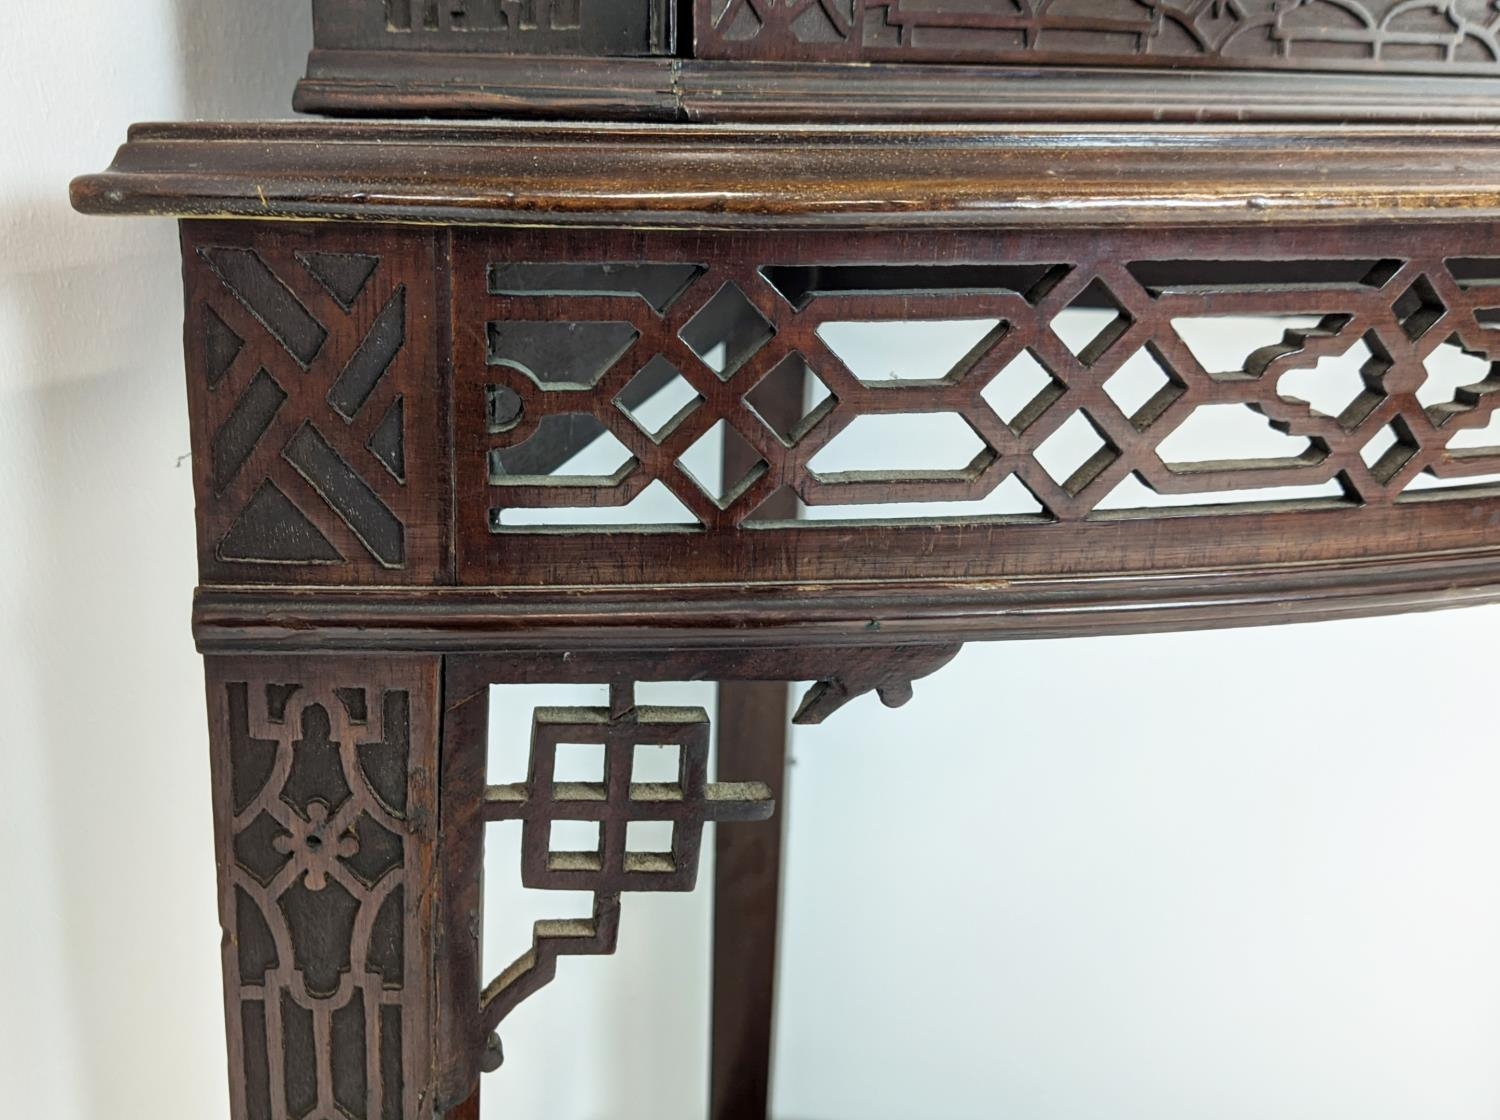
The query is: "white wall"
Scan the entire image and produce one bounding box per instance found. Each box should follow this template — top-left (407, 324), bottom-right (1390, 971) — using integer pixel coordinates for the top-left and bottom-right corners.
top-left (2, 5), bottom-right (306, 1119)
top-left (5, 7), bottom-right (1500, 1120)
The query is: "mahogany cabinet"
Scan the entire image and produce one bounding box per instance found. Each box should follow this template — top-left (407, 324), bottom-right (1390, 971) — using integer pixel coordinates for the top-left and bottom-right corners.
top-left (70, 1), bottom-right (1500, 1117)
top-left (296, 0), bottom-right (1500, 120)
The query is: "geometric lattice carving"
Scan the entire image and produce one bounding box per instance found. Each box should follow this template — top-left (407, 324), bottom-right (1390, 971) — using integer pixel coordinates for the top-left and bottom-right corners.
top-left (183, 223), bottom-right (441, 584)
top-left (427, 649), bottom-right (958, 1105)
top-left (475, 682), bottom-right (773, 1062)
top-left (459, 230), bottom-right (1500, 564)
top-left (210, 657), bottom-right (438, 1120)
top-left (700, 0), bottom-right (1500, 74)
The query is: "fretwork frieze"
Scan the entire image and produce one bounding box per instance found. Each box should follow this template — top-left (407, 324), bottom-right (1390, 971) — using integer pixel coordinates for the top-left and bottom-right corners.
top-left (452, 223), bottom-right (1500, 585)
top-left (179, 220), bottom-right (1500, 592)
top-left (696, 0), bottom-right (1500, 73)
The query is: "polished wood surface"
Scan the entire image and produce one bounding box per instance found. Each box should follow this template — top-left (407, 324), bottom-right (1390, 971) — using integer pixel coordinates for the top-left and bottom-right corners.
top-left (292, 0), bottom-right (1500, 121)
top-left (294, 56), bottom-right (1500, 123)
top-left (80, 200), bottom-right (1500, 650)
top-left (71, 121), bottom-right (1500, 228)
top-left (70, 37), bottom-right (1500, 1112)
top-left (695, 0), bottom-right (1500, 74)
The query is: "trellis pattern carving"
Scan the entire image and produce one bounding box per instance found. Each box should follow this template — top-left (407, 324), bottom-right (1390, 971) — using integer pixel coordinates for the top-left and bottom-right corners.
top-left (183, 223), bottom-right (442, 585)
top-left (476, 683), bottom-right (773, 1057)
top-left (210, 659), bottom-right (438, 1120)
top-left (698, 0), bottom-right (1500, 72)
top-left (453, 226), bottom-right (1500, 586)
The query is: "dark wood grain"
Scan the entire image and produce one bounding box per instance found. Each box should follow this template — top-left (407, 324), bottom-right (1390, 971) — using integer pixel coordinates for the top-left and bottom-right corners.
top-left (710, 678), bottom-right (788, 1120)
top-left (175, 205), bottom-right (1500, 654)
top-left (312, 0), bottom-right (674, 57)
top-left (290, 2), bottom-right (1500, 121)
top-left (446, 221), bottom-right (1500, 588)
top-left (296, 51), bottom-right (680, 119)
top-left (294, 54), bottom-right (1500, 124)
top-left (204, 654), bottom-right (442, 1120)
top-left (181, 221), bottom-right (449, 585)
top-left (70, 121), bottom-right (1500, 229)
top-left (190, 539), bottom-right (1500, 651)
top-left (297, 0), bottom-right (679, 120)
top-left (677, 61), bottom-right (1500, 123)
top-left (710, 346), bottom-right (802, 1120)
top-left (67, 107), bottom-right (1500, 1120)
top-left (449, 1088), bottom-right (480, 1120)
top-left (695, 0), bottom-right (1500, 74)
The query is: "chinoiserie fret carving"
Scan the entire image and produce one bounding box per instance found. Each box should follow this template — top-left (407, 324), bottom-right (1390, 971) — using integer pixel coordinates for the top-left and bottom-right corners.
top-left (209, 658), bottom-right (439, 1120)
top-left (70, 112), bottom-right (1500, 1120)
top-left (698, 0), bottom-right (1500, 72)
top-left (452, 225), bottom-right (1500, 585)
top-left (430, 647), bottom-right (955, 1106)
top-left (476, 682), bottom-right (774, 1063)
top-left (183, 223), bottom-right (444, 586)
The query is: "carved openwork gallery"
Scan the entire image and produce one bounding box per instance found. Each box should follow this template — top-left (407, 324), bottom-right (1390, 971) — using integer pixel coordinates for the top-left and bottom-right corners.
top-left (698, 0), bottom-right (1500, 70)
top-left (70, 0), bottom-right (1500, 1117)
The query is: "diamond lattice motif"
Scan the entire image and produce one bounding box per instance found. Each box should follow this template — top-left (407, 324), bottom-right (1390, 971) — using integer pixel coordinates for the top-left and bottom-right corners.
top-left (1051, 279), bottom-right (1130, 365)
top-left (745, 352), bottom-right (833, 445)
top-left (680, 283), bottom-right (775, 379)
top-left (982, 349), bottom-right (1061, 430)
top-left (1103, 347), bottom-right (1177, 421)
top-left (461, 231), bottom-right (1500, 536)
top-left (676, 419), bottom-right (768, 508)
top-left (616, 355), bottom-right (701, 442)
top-left (1034, 410), bottom-right (1114, 493)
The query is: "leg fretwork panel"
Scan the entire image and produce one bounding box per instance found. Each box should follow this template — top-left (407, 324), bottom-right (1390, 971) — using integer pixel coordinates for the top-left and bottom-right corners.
top-left (206, 656), bottom-right (441, 1120)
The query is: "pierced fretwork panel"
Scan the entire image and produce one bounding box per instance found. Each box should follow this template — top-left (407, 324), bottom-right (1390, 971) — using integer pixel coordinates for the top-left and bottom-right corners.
top-left (697, 0), bottom-right (1500, 74)
top-left (183, 222), bottom-right (445, 585)
top-left (207, 657), bottom-right (439, 1120)
top-left (453, 225), bottom-right (1500, 584)
top-left (475, 683), bottom-right (772, 1062)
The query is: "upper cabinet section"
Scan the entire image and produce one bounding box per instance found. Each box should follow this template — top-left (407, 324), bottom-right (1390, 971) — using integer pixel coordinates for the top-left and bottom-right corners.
top-left (294, 0), bottom-right (1500, 121)
top-left (311, 0), bottom-right (674, 57)
top-left (693, 0), bottom-right (1500, 74)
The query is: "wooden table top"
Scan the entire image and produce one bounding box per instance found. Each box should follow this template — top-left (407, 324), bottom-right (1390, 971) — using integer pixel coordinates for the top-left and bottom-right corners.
top-left (72, 120), bottom-right (1500, 229)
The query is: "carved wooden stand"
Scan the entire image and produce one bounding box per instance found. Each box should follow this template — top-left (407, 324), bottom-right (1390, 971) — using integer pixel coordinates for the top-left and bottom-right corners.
top-left (73, 107), bottom-right (1500, 1120)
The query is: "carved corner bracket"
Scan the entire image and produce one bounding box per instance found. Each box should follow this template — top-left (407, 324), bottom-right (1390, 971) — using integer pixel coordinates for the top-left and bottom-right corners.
top-left (451, 644), bottom-right (963, 1085)
top-left (474, 681), bottom-right (774, 1069)
top-left (792, 643), bottom-right (964, 724)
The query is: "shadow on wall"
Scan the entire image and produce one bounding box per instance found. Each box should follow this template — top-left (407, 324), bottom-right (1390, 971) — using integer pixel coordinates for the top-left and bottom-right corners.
top-left (3, 4), bottom-right (309, 1118)
top-left (171, 0), bottom-right (310, 121)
